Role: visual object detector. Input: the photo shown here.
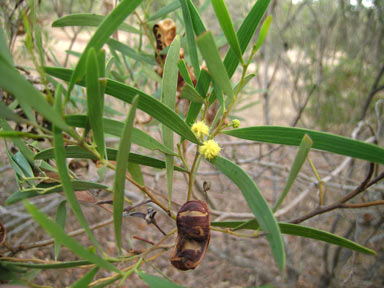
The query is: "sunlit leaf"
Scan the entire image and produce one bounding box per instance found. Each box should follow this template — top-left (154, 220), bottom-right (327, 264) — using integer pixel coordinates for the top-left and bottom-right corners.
top-left (273, 134), bottom-right (312, 212)
top-left (113, 95), bottom-right (139, 253)
top-left (223, 126), bottom-right (384, 164)
top-left (253, 15), bottom-right (272, 53)
top-left (196, 31), bottom-right (234, 101)
top-left (211, 156), bottom-right (285, 270)
top-left (86, 48), bottom-right (105, 159)
top-left (211, 0), bottom-right (243, 64)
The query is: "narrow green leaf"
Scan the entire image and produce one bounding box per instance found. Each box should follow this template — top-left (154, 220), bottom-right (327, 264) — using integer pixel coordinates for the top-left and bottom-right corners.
top-left (185, 69), bottom-right (211, 126)
top-left (213, 82), bottom-right (224, 107)
top-left (223, 126), bottom-right (384, 165)
top-left (161, 36), bottom-right (180, 208)
top-left (0, 28), bottom-right (14, 65)
top-left (52, 13), bottom-right (141, 34)
top-left (34, 146), bottom-right (186, 172)
top-left (65, 0), bottom-right (143, 97)
top-left (185, 0), bottom-right (206, 36)
top-left (128, 163), bottom-right (144, 186)
top-left (180, 83), bottom-right (204, 103)
top-left (211, 221), bottom-right (376, 255)
top-left (107, 39), bottom-right (156, 65)
top-left (0, 131), bottom-right (48, 140)
top-left (211, 0), bottom-right (243, 64)
top-left (253, 15), bottom-right (272, 53)
top-left (54, 200), bottom-right (67, 261)
top-left (5, 145), bottom-right (27, 180)
top-left (148, 0), bottom-right (181, 21)
top-left (177, 59), bottom-right (193, 85)
top-left (1, 259), bottom-right (94, 269)
top-left (137, 271), bottom-right (186, 288)
top-left (65, 115), bottom-right (175, 155)
top-left (53, 88), bottom-right (101, 252)
top-left (44, 66), bottom-right (199, 144)
top-left (97, 49), bottom-right (106, 98)
top-left (5, 181), bottom-right (108, 205)
top-left (13, 151), bottom-right (33, 179)
top-left (211, 156), bottom-right (285, 270)
top-left (0, 119), bottom-right (33, 163)
top-left (24, 201), bottom-right (121, 273)
top-left (273, 134), bottom-right (312, 212)
top-left (196, 31), bottom-right (234, 100)
top-left (86, 48), bottom-right (105, 159)
top-left (224, 0), bottom-right (271, 78)
top-left (71, 266), bottom-right (99, 288)
top-left (0, 101), bottom-right (27, 123)
top-left (0, 56), bottom-right (72, 135)
top-left (179, 0), bottom-right (200, 78)
top-left (113, 95), bottom-right (139, 253)
top-left (0, 119), bottom-right (54, 171)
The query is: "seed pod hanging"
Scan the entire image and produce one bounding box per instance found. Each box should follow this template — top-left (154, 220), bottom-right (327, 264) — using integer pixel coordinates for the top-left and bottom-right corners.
top-left (170, 200), bottom-right (210, 270)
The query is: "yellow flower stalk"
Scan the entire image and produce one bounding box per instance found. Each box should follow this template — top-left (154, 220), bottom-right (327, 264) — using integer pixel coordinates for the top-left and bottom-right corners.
top-left (192, 121), bottom-right (209, 139)
top-left (199, 140), bottom-right (221, 160)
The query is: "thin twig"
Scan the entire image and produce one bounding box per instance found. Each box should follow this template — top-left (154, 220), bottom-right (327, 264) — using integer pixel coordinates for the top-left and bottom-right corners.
top-left (289, 163), bottom-right (377, 224)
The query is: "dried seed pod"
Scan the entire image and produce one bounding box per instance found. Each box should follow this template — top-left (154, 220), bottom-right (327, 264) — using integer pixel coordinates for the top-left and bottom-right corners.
top-left (170, 200), bottom-right (210, 270)
top-left (153, 18), bottom-right (176, 53)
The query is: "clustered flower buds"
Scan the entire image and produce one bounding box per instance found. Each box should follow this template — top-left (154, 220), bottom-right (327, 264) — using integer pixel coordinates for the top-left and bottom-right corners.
top-left (199, 139), bottom-right (221, 160)
top-left (232, 119), bottom-right (240, 128)
top-left (191, 121), bottom-right (209, 139)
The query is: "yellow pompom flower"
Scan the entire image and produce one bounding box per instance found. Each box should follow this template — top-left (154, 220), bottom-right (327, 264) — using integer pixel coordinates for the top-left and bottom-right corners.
top-left (191, 121), bottom-right (209, 139)
top-left (199, 140), bottom-right (221, 160)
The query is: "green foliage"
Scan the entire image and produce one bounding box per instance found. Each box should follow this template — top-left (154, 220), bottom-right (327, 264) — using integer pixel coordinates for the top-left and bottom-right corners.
top-left (0, 0), bottom-right (381, 286)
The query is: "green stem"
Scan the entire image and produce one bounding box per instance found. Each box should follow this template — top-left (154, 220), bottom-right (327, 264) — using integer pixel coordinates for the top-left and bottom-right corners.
top-left (177, 143), bottom-right (189, 170)
top-left (187, 150), bottom-right (200, 201)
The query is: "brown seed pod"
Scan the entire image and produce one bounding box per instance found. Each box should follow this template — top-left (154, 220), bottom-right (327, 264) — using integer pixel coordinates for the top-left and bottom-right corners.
top-left (170, 200), bottom-right (210, 270)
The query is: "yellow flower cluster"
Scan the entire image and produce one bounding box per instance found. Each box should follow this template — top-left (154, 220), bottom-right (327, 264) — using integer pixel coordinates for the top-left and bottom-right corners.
top-left (199, 140), bottom-right (221, 160)
top-left (232, 119), bottom-right (240, 128)
top-left (191, 121), bottom-right (209, 139)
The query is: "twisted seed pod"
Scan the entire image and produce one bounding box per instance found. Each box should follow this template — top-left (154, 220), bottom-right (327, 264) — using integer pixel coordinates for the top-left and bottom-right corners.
top-left (170, 200), bottom-right (210, 270)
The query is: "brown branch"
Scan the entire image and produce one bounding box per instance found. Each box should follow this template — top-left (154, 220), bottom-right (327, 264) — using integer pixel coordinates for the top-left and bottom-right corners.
top-left (290, 163), bottom-right (376, 224)
top-left (340, 200), bottom-right (384, 209)
top-left (360, 63), bottom-right (384, 120)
